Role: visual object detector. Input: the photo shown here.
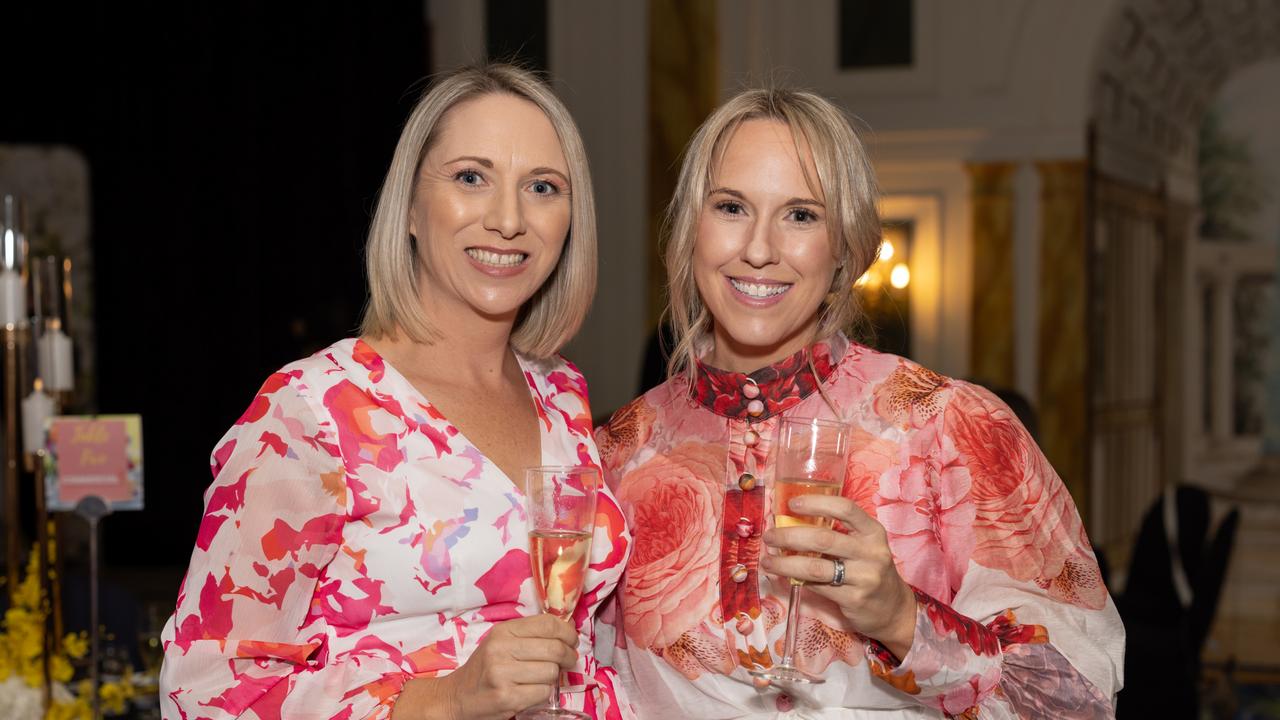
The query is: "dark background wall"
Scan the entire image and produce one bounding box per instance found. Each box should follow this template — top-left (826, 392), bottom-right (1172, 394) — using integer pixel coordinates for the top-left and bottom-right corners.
top-left (2, 2), bottom-right (428, 578)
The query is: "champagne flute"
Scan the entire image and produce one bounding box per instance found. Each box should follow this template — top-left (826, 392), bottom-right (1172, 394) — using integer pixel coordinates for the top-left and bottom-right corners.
top-left (519, 466), bottom-right (600, 720)
top-left (750, 416), bottom-right (853, 685)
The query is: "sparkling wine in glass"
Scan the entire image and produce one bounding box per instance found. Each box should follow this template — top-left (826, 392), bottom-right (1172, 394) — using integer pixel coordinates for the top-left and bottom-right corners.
top-left (518, 466), bottom-right (599, 720)
top-left (751, 416), bottom-right (853, 685)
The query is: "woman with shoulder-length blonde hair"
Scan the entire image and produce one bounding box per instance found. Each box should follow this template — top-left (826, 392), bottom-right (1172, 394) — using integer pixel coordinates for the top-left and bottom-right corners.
top-left (597, 87), bottom-right (1123, 718)
top-left (162, 63), bottom-right (633, 720)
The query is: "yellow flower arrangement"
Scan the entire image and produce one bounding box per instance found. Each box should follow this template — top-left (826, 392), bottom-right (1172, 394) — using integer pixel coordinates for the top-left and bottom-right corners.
top-left (0, 539), bottom-right (137, 719)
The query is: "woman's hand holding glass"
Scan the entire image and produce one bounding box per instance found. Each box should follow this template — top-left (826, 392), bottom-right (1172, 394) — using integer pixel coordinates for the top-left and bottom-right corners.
top-left (393, 614), bottom-right (579, 720)
top-left (518, 466), bottom-right (598, 720)
top-left (761, 495), bottom-right (918, 660)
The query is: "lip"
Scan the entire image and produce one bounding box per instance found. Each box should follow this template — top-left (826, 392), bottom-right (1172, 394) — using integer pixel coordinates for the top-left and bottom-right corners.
top-left (725, 275), bottom-right (791, 308)
top-left (465, 246), bottom-right (530, 278)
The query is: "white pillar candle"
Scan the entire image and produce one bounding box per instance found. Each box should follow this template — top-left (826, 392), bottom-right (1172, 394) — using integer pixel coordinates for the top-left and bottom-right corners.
top-left (22, 381), bottom-right (55, 455)
top-left (37, 327), bottom-right (75, 392)
top-left (0, 269), bottom-right (23, 326)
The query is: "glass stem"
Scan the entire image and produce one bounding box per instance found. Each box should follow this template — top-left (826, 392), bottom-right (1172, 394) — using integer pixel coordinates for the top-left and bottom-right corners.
top-left (781, 582), bottom-right (803, 667)
top-left (549, 672), bottom-right (562, 711)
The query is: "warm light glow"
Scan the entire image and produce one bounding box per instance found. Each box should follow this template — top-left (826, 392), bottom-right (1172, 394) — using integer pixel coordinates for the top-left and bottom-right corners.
top-left (63, 257), bottom-right (73, 307)
top-left (890, 263), bottom-right (910, 289)
top-left (879, 240), bottom-right (895, 262)
top-left (855, 273), bottom-right (869, 287)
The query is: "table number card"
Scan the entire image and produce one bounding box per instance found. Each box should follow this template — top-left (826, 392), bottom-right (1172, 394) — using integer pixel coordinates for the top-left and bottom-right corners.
top-left (44, 415), bottom-right (144, 511)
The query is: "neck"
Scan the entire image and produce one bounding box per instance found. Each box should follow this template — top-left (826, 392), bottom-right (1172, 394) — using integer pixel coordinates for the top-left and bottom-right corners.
top-left (705, 318), bottom-right (820, 374)
top-left (374, 290), bottom-right (520, 386)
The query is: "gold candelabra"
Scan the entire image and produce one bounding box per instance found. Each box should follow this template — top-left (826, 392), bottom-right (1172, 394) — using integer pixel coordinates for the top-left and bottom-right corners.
top-left (1, 193), bottom-right (76, 708)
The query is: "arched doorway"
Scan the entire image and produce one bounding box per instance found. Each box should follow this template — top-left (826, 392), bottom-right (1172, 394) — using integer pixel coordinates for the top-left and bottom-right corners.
top-left (1088, 0), bottom-right (1280, 670)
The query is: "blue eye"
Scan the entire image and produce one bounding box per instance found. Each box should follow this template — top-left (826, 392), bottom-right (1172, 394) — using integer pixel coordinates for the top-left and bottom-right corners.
top-left (789, 208), bottom-right (819, 223)
top-left (530, 180), bottom-right (558, 195)
top-left (455, 170), bottom-right (483, 185)
top-left (716, 201), bottom-right (745, 215)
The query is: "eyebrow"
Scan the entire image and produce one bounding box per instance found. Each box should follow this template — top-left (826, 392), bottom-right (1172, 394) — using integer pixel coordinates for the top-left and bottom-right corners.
top-left (708, 187), bottom-right (825, 207)
top-left (530, 167), bottom-right (571, 187)
top-left (444, 155), bottom-right (494, 168)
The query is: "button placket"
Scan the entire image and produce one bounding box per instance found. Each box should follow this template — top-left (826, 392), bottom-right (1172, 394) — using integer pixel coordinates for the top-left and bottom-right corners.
top-left (720, 406), bottom-right (766, 622)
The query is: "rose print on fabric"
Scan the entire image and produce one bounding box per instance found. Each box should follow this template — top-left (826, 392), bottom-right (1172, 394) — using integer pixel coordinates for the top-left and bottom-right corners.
top-left (875, 427), bottom-right (975, 602)
top-left (844, 427), bottom-right (897, 514)
top-left (616, 443), bottom-right (724, 652)
top-left (946, 386), bottom-right (1107, 610)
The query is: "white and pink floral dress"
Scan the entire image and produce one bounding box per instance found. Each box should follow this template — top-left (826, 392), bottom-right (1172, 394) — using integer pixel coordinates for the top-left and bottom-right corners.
top-left (596, 334), bottom-right (1124, 719)
top-left (160, 338), bottom-right (633, 720)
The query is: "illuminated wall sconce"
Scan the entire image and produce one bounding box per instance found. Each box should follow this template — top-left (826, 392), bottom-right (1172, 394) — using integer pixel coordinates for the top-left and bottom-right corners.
top-left (890, 263), bottom-right (910, 289)
top-left (855, 222), bottom-right (912, 356)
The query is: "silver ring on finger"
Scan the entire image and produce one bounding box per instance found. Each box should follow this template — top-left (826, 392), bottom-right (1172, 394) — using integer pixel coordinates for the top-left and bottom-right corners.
top-left (829, 557), bottom-right (846, 587)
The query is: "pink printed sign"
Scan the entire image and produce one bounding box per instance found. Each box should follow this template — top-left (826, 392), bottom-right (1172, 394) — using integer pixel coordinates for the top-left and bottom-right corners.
top-left (45, 415), bottom-right (144, 511)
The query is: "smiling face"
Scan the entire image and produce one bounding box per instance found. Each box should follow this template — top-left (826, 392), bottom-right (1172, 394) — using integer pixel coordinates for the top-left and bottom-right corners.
top-left (409, 92), bottom-right (572, 327)
top-left (693, 118), bottom-right (839, 372)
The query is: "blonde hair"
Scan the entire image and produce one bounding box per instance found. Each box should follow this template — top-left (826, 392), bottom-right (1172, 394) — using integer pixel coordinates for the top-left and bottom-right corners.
top-left (360, 63), bottom-right (596, 358)
top-left (664, 87), bottom-right (881, 378)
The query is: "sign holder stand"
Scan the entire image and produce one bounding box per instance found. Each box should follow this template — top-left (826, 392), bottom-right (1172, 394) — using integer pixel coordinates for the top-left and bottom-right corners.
top-left (74, 495), bottom-right (111, 720)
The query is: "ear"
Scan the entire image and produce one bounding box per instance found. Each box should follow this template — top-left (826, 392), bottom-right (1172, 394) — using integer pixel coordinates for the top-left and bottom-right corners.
top-left (408, 206), bottom-right (419, 240)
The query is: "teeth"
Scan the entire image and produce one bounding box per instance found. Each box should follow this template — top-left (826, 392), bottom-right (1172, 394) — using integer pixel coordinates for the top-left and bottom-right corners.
top-left (466, 248), bottom-right (527, 267)
top-left (730, 278), bottom-right (791, 298)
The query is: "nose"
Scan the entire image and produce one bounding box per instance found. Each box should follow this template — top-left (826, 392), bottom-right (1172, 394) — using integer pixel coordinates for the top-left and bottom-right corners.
top-left (742, 218), bottom-right (780, 268)
top-left (483, 183), bottom-right (526, 239)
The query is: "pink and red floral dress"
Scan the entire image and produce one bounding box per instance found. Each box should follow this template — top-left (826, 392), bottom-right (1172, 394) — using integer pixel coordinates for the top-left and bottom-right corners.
top-left (160, 338), bottom-right (633, 720)
top-left (596, 335), bottom-right (1123, 719)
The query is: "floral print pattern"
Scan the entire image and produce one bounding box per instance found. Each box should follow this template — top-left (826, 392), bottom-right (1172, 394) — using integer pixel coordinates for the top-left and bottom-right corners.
top-left (948, 397), bottom-right (1109, 611)
top-left (598, 335), bottom-right (1123, 718)
top-left (161, 338), bottom-right (633, 719)
top-left (614, 443), bottom-right (724, 651)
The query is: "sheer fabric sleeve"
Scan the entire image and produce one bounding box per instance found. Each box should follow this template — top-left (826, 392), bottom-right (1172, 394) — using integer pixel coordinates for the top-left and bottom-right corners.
top-left (160, 370), bottom-right (411, 720)
top-left (867, 383), bottom-right (1125, 719)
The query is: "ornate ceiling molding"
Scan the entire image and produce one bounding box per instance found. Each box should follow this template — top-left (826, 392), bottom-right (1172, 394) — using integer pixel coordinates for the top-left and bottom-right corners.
top-left (1091, 0), bottom-right (1280, 188)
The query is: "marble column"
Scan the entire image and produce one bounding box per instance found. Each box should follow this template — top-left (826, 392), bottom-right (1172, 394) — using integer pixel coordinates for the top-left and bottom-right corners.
top-left (968, 162), bottom-right (1016, 389)
top-left (648, 0), bottom-right (718, 327)
top-left (1037, 161), bottom-right (1089, 509)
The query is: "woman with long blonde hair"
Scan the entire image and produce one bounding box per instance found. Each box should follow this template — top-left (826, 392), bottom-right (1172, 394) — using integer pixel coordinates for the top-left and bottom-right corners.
top-left (597, 87), bottom-right (1123, 718)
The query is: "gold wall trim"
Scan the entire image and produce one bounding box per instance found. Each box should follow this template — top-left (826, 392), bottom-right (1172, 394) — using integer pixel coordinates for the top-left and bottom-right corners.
top-left (1038, 160), bottom-right (1088, 510)
top-left (968, 162), bottom-right (1016, 389)
top-left (647, 0), bottom-right (718, 328)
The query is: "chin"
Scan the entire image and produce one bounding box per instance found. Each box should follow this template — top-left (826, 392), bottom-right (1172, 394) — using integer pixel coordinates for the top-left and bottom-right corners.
top-left (467, 289), bottom-right (539, 319)
top-left (722, 324), bottom-right (800, 353)
top-left (713, 305), bottom-right (820, 358)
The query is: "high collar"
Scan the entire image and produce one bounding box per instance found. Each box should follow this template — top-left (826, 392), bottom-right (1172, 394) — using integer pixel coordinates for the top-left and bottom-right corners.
top-left (692, 334), bottom-right (846, 421)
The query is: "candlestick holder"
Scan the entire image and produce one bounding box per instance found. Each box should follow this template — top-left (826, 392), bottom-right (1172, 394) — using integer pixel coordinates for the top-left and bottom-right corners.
top-left (0, 195), bottom-right (72, 712)
top-left (1, 194), bottom-right (28, 598)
